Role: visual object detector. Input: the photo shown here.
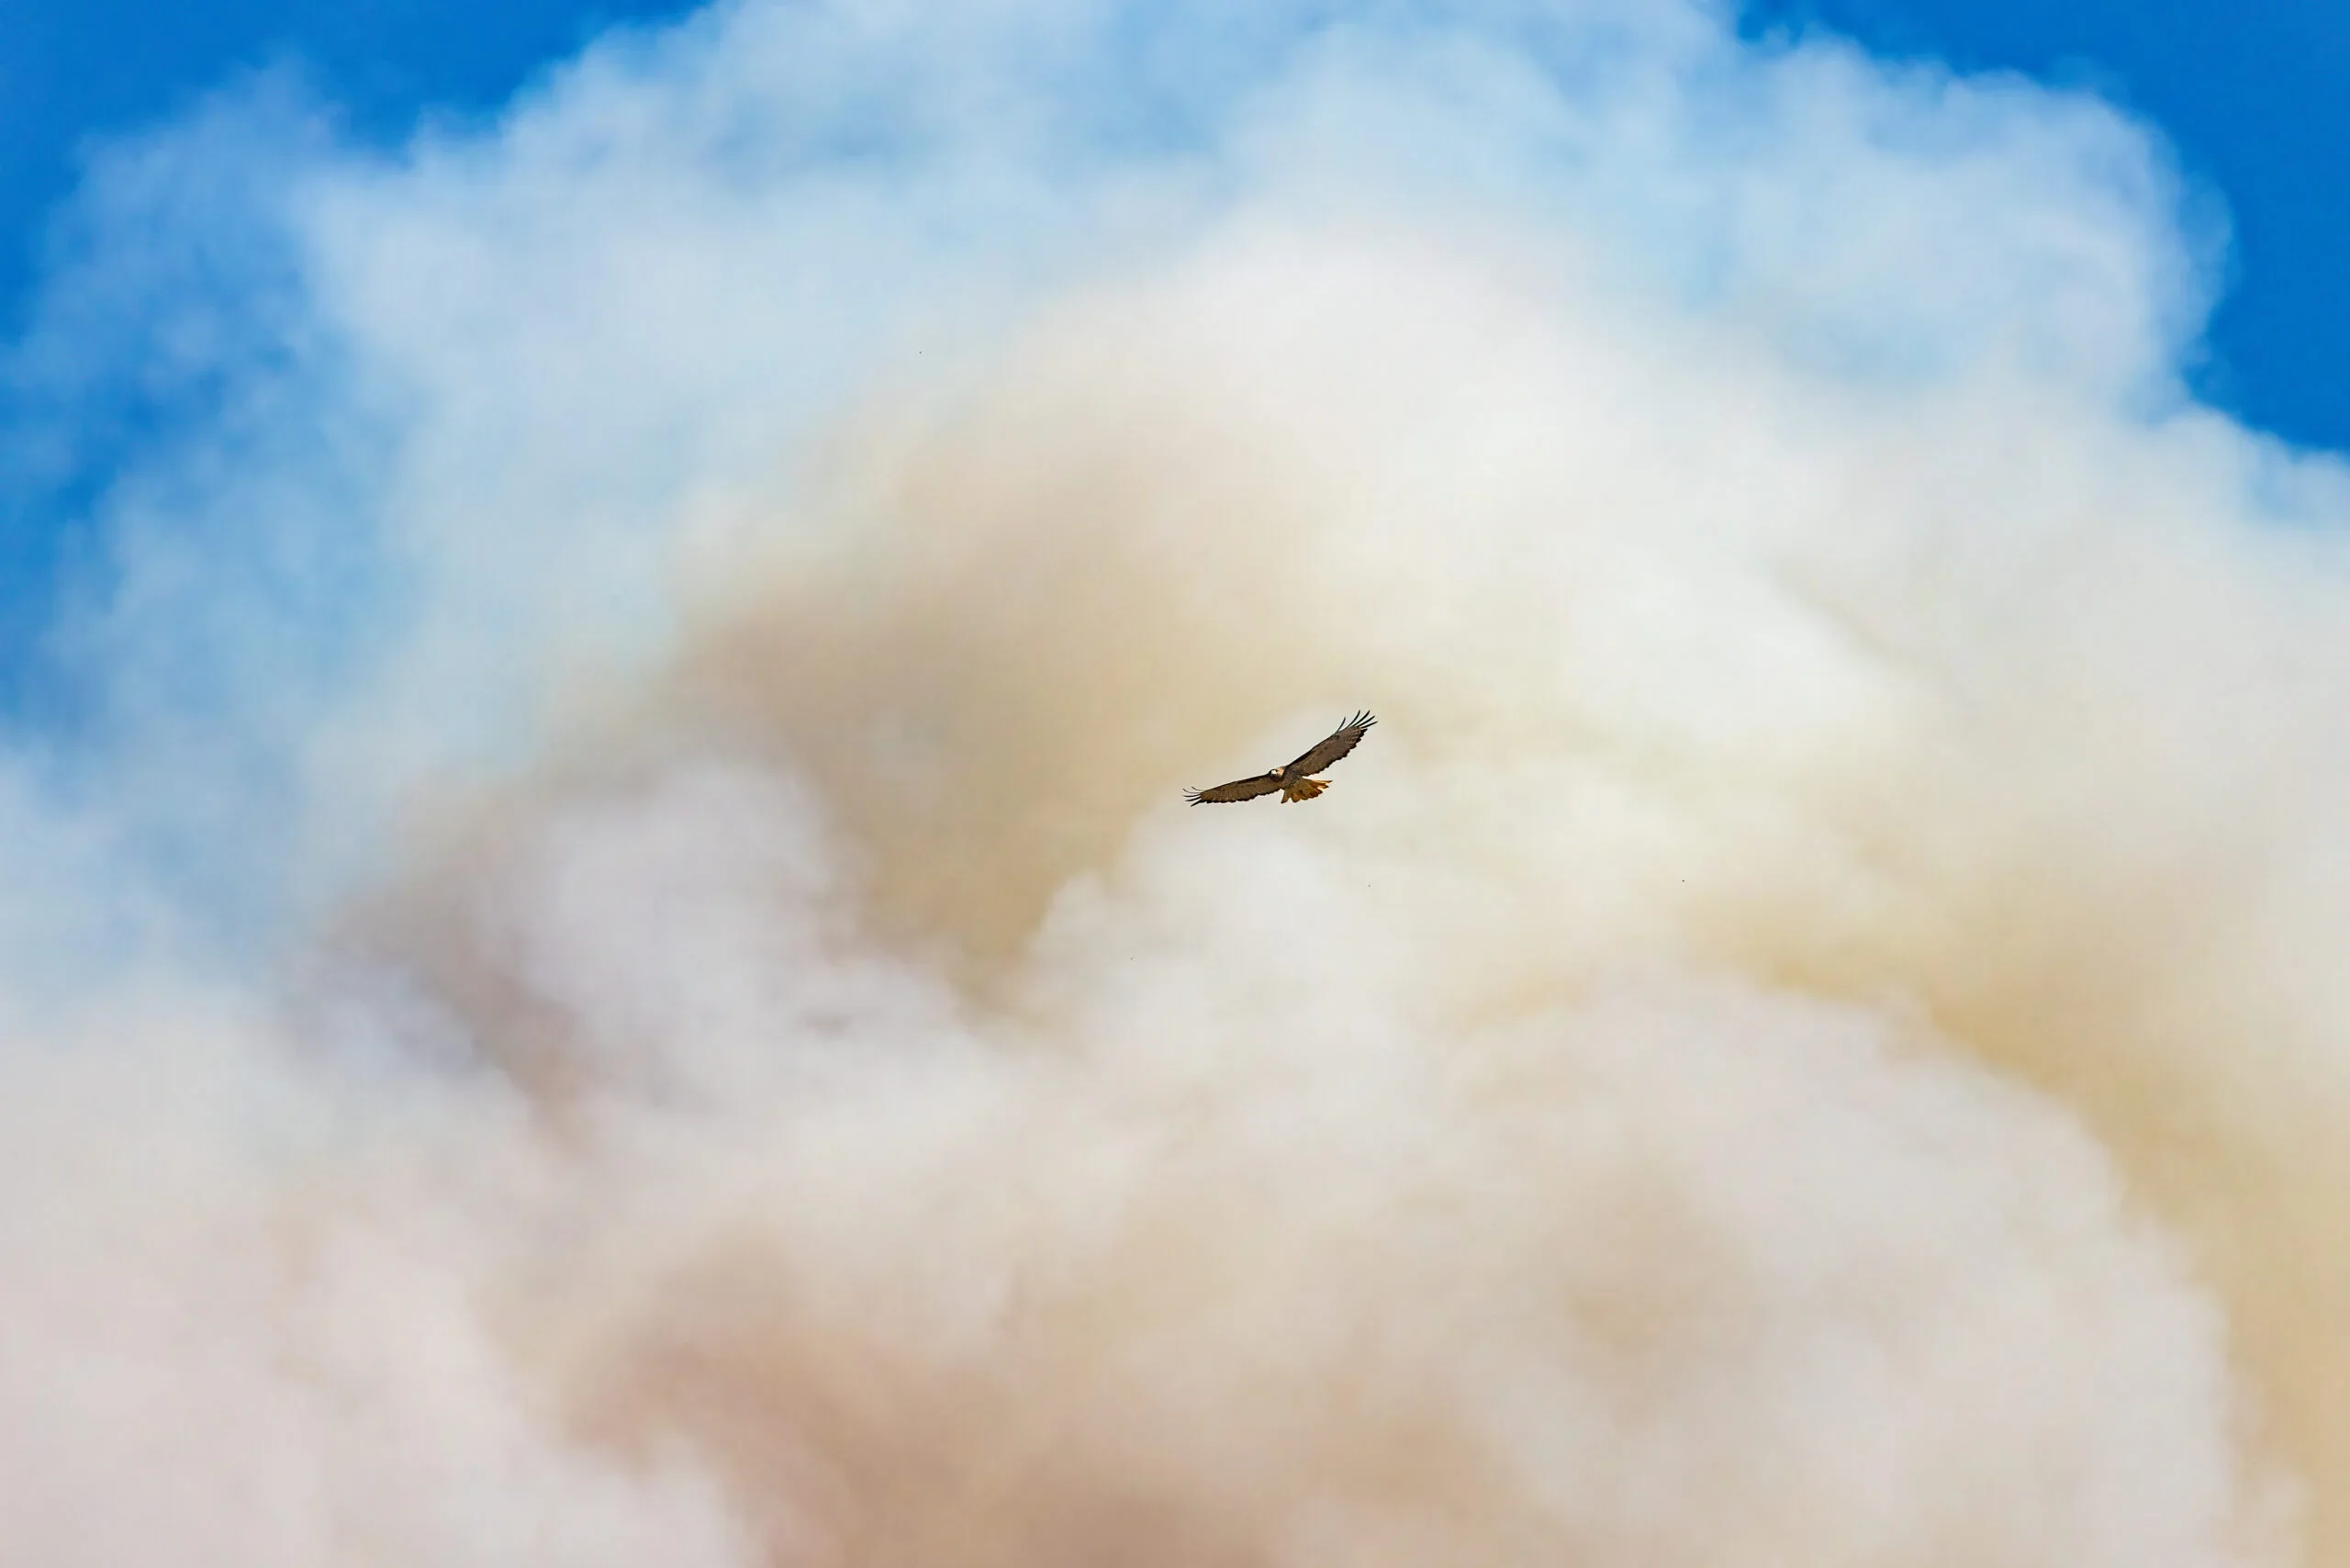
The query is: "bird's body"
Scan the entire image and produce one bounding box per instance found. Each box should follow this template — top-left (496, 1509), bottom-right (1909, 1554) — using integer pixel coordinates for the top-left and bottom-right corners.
top-left (1185, 712), bottom-right (1375, 805)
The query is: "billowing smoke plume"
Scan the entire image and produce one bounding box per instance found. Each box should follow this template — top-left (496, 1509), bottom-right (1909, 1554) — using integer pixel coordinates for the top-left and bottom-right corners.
top-left (4, 2), bottom-right (2346, 1564)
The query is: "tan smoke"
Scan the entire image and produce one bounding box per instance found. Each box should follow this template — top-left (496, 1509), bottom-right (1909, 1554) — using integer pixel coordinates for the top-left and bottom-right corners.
top-left (315, 215), bottom-right (2348, 1565)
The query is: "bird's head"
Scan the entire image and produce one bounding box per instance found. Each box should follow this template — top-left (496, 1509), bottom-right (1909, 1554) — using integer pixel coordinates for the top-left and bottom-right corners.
top-left (1268, 765), bottom-right (1285, 778)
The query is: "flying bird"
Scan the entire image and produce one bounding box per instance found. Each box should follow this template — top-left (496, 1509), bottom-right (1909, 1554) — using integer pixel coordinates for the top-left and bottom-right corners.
top-left (1185, 711), bottom-right (1376, 805)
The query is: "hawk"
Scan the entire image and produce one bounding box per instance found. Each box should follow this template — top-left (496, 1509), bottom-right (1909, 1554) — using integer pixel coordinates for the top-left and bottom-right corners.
top-left (1185, 712), bottom-right (1376, 805)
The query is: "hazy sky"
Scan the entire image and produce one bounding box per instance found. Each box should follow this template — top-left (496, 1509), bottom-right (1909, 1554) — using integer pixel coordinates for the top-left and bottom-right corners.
top-left (9, 5), bottom-right (2350, 1565)
top-left (3, 0), bottom-right (2343, 430)
top-left (6, 0), bottom-right (2348, 690)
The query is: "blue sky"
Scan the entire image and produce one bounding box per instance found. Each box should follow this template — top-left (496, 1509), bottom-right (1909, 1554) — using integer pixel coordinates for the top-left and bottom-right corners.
top-left (0, 0), bottom-right (698, 684)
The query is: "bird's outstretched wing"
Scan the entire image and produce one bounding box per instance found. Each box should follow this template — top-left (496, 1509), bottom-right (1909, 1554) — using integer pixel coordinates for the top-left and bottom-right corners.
top-left (1286, 711), bottom-right (1376, 776)
top-left (1185, 773), bottom-right (1284, 805)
